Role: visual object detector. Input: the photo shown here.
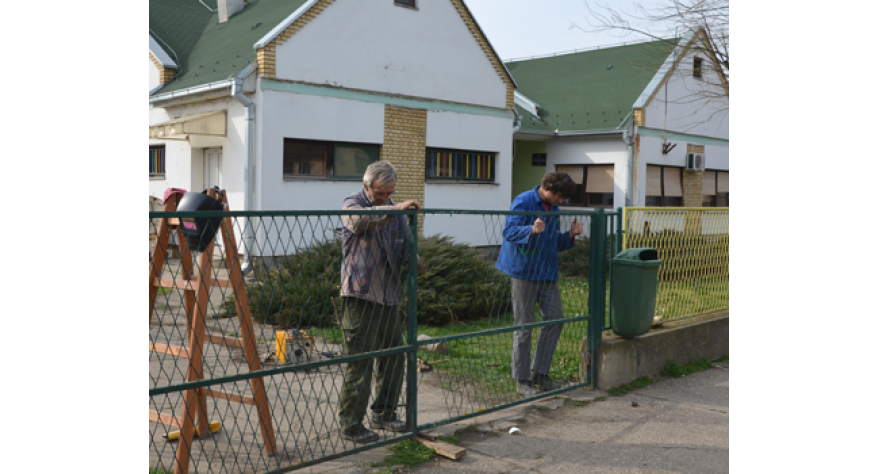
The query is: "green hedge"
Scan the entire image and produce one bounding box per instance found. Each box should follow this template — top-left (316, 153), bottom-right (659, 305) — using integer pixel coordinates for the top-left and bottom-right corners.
top-left (220, 234), bottom-right (509, 328)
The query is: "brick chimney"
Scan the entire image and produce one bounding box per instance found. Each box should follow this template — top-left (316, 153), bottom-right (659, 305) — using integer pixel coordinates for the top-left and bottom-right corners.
top-left (218, 0), bottom-right (245, 23)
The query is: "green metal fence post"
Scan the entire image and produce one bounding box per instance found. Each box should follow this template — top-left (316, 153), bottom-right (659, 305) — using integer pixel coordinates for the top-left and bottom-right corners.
top-left (406, 212), bottom-right (419, 432)
top-left (616, 207), bottom-right (623, 253)
top-left (588, 208), bottom-right (607, 386)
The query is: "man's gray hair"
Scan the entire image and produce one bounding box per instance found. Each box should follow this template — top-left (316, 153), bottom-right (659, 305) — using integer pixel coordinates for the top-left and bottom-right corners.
top-left (363, 160), bottom-right (398, 188)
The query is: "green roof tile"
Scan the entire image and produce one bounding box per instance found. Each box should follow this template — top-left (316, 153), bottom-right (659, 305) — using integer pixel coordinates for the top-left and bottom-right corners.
top-left (506, 40), bottom-right (678, 133)
top-left (150, 0), bottom-right (309, 95)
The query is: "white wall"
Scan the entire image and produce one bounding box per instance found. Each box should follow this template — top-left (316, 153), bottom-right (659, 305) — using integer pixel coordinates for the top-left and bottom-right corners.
top-left (423, 110), bottom-right (513, 246)
top-left (149, 58), bottom-right (160, 92)
top-left (544, 137), bottom-right (628, 210)
top-left (257, 90), bottom-right (386, 211)
top-left (148, 97), bottom-right (249, 212)
top-left (274, 0), bottom-right (507, 109)
top-left (256, 90), bottom-right (513, 251)
top-left (644, 48), bottom-right (729, 139)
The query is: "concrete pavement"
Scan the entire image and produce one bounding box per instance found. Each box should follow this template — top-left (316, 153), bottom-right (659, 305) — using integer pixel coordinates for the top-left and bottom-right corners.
top-left (303, 359), bottom-right (729, 474)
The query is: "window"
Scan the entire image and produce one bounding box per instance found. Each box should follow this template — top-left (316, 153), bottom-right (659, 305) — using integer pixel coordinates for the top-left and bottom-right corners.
top-left (283, 138), bottom-right (379, 180)
top-left (645, 165), bottom-right (684, 207)
top-left (693, 57), bottom-right (703, 79)
top-left (702, 170), bottom-right (729, 207)
top-left (394, 0), bottom-right (416, 7)
top-left (150, 145), bottom-right (165, 179)
top-left (532, 153), bottom-right (547, 167)
top-left (425, 148), bottom-right (495, 182)
top-left (555, 164), bottom-right (614, 207)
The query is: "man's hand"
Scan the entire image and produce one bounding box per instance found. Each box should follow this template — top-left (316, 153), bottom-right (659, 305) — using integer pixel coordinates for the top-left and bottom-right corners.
top-left (393, 200), bottom-right (420, 211)
top-left (532, 216), bottom-right (545, 235)
top-left (571, 218), bottom-right (584, 238)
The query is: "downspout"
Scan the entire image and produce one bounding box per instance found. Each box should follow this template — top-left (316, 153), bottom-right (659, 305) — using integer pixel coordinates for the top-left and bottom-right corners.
top-left (232, 73), bottom-right (255, 276)
top-left (623, 120), bottom-right (635, 207)
top-left (512, 108), bottom-right (522, 163)
top-left (616, 111), bottom-right (635, 207)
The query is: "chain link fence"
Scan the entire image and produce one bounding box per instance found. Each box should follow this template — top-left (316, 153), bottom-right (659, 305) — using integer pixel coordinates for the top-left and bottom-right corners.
top-left (149, 203), bottom-right (611, 474)
top-left (622, 207), bottom-right (729, 322)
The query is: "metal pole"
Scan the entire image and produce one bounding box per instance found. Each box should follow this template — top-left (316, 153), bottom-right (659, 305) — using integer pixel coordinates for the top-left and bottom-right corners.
top-left (588, 208), bottom-right (607, 387)
top-left (406, 213), bottom-right (419, 432)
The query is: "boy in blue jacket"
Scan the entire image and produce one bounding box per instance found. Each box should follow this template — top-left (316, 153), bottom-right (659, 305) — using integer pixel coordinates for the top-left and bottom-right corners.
top-left (496, 173), bottom-right (584, 397)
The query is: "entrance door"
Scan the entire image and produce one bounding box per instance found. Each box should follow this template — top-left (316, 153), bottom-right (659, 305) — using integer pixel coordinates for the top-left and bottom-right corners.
top-left (204, 148), bottom-right (222, 190)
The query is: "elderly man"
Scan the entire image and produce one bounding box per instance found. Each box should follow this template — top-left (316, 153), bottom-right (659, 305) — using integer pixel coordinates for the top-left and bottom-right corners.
top-left (496, 172), bottom-right (584, 397)
top-left (338, 160), bottom-right (425, 444)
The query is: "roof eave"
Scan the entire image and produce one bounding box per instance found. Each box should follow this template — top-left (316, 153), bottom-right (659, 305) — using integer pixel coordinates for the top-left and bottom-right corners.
top-left (633, 34), bottom-right (693, 109)
top-left (515, 127), bottom-right (623, 138)
top-left (254, 0), bottom-right (320, 49)
top-left (149, 63), bottom-right (256, 104)
top-left (149, 35), bottom-right (177, 68)
top-left (514, 92), bottom-right (540, 117)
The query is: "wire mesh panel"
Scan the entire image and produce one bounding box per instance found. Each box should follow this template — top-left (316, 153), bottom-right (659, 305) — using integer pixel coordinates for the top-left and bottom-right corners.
top-left (149, 206), bottom-right (610, 473)
top-left (409, 209), bottom-right (595, 430)
top-left (622, 207), bottom-right (729, 321)
top-left (150, 210), bottom-right (417, 474)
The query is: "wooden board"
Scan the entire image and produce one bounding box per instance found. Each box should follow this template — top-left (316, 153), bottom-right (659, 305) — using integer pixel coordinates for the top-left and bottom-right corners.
top-left (415, 437), bottom-right (467, 460)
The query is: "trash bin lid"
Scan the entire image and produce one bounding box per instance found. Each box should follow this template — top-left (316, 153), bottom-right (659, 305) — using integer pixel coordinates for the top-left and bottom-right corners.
top-left (613, 248), bottom-right (662, 266)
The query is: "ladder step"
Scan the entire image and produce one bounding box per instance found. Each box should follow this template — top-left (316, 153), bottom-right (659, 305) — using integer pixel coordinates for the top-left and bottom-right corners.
top-left (206, 389), bottom-right (256, 405)
top-left (152, 278), bottom-right (234, 291)
top-left (206, 332), bottom-right (244, 348)
top-left (150, 342), bottom-right (190, 358)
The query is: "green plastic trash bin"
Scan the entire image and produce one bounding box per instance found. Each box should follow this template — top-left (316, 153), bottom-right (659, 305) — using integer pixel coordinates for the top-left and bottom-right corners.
top-left (611, 248), bottom-right (662, 338)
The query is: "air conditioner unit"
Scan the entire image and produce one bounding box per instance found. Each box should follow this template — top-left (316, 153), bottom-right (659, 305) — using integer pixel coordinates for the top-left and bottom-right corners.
top-left (686, 153), bottom-right (705, 171)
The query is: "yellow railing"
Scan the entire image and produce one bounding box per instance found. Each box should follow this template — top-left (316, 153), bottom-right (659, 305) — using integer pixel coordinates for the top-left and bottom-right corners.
top-left (623, 207), bottom-right (729, 321)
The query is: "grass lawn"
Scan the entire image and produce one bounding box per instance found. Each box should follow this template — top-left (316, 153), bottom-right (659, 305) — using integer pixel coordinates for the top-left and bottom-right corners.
top-left (316, 273), bottom-right (726, 398)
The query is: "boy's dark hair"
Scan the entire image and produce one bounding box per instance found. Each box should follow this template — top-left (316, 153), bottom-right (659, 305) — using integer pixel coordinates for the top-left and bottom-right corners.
top-left (541, 172), bottom-right (577, 198)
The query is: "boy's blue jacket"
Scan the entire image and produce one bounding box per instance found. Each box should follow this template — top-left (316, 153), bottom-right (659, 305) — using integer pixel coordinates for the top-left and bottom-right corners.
top-left (495, 186), bottom-right (575, 281)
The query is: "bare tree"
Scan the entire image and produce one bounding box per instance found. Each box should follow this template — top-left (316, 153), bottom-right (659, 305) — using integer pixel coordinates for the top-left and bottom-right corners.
top-left (575, 0), bottom-right (729, 106)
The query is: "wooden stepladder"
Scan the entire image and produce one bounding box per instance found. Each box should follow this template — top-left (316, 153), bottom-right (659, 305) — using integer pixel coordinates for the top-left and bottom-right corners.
top-left (149, 189), bottom-right (276, 474)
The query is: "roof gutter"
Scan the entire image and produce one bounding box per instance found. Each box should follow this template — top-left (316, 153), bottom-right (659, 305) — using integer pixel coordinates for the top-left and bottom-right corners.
top-left (553, 128), bottom-right (623, 137)
top-left (232, 63), bottom-right (256, 276)
top-left (149, 79), bottom-right (234, 104)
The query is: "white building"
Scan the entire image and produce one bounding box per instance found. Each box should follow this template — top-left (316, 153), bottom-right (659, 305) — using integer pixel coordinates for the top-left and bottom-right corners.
top-left (507, 31), bottom-right (729, 212)
top-left (149, 0), bottom-right (518, 256)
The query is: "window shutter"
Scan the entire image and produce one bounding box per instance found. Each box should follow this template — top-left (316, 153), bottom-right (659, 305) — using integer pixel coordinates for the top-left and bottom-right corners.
top-left (664, 167), bottom-right (683, 197)
top-left (585, 165), bottom-right (614, 193)
top-left (646, 165), bottom-right (662, 196)
top-left (703, 170), bottom-right (717, 195)
top-left (717, 171), bottom-right (729, 193)
top-left (556, 165), bottom-right (584, 184)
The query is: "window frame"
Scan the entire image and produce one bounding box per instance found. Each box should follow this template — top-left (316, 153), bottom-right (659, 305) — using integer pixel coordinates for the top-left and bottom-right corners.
top-left (425, 147), bottom-right (496, 183)
top-left (150, 144), bottom-right (166, 179)
top-left (394, 0), bottom-right (417, 9)
top-left (702, 169), bottom-right (729, 207)
top-left (282, 138), bottom-right (380, 181)
top-left (644, 165), bottom-right (684, 207)
top-left (693, 56), bottom-right (703, 79)
top-left (555, 164), bottom-right (615, 208)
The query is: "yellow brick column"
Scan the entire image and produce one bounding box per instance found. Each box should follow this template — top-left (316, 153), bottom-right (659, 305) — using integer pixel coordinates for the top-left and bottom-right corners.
top-left (683, 144), bottom-right (706, 208)
top-left (683, 170), bottom-right (704, 208)
top-left (683, 145), bottom-right (706, 237)
top-left (381, 105), bottom-right (427, 235)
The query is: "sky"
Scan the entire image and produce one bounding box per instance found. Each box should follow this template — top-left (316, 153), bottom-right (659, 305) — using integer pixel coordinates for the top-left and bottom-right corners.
top-left (463, 0), bottom-right (659, 61)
